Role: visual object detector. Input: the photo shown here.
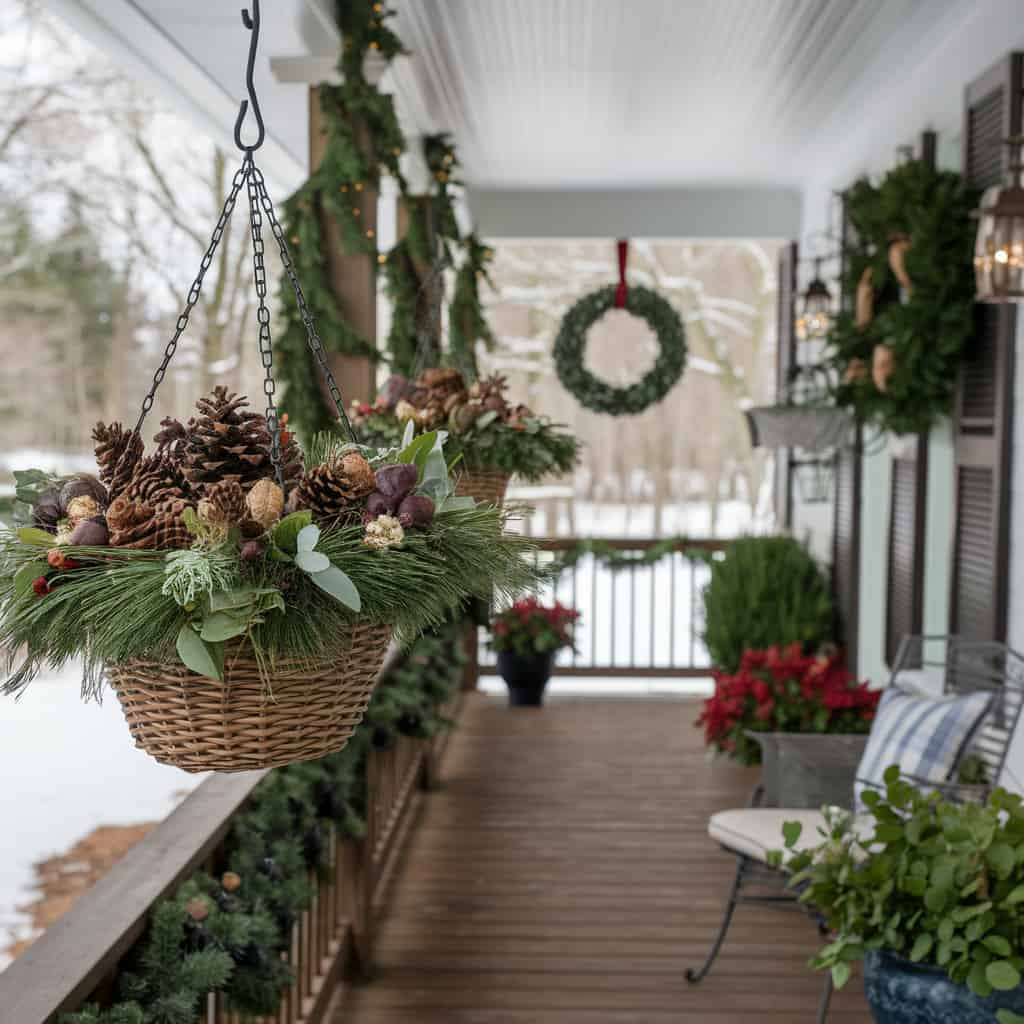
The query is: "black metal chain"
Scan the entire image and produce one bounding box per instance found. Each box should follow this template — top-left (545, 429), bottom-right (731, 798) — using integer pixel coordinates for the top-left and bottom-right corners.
top-left (243, 153), bottom-right (284, 487)
top-left (252, 165), bottom-right (358, 443)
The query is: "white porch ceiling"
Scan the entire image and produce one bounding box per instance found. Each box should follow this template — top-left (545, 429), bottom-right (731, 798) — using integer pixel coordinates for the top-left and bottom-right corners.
top-left (387, 0), bottom-right (967, 190)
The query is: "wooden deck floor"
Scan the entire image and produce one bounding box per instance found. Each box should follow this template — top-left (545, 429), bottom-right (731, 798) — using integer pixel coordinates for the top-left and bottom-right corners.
top-left (336, 694), bottom-right (872, 1023)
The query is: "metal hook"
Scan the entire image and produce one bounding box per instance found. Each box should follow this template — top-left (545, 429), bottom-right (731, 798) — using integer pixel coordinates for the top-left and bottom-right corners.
top-left (234, 1), bottom-right (265, 152)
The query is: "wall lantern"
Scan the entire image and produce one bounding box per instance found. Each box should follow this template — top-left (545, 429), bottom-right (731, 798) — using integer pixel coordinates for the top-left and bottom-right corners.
top-left (974, 137), bottom-right (1024, 302)
top-left (795, 258), bottom-right (833, 340)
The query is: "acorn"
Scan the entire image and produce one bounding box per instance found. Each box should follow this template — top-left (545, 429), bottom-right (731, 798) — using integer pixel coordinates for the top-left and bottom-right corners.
top-left (374, 463), bottom-right (418, 502)
top-left (69, 516), bottom-right (110, 547)
top-left (397, 494), bottom-right (434, 529)
top-left (59, 474), bottom-right (107, 516)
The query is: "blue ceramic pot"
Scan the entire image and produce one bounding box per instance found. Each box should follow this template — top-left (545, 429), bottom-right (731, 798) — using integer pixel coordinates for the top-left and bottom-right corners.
top-left (864, 950), bottom-right (1024, 1023)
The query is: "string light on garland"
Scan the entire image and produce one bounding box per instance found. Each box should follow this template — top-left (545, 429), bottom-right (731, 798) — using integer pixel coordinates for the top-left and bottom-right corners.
top-left (274, 0), bottom-right (407, 440)
top-left (974, 136), bottom-right (1024, 301)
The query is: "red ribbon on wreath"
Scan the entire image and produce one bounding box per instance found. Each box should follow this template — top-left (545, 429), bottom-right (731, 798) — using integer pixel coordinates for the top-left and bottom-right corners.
top-left (614, 239), bottom-right (629, 308)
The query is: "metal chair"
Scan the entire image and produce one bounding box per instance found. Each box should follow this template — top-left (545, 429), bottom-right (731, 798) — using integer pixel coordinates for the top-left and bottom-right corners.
top-left (685, 635), bottom-right (1024, 1022)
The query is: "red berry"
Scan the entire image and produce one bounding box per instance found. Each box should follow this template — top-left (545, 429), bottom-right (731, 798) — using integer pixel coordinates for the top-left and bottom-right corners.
top-left (46, 548), bottom-right (65, 569)
top-left (31, 576), bottom-right (50, 596)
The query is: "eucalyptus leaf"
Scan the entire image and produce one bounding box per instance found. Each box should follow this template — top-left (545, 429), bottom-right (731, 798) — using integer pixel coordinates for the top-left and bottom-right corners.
top-left (401, 418), bottom-right (415, 449)
top-left (308, 565), bottom-right (361, 611)
top-left (16, 527), bottom-right (56, 547)
top-left (176, 624), bottom-right (222, 680)
top-left (199, 611), bottom-right (250, 643)
top-left (297, 524), bottom-right (321, 553)
top-left (475, 409), bottom-right (500, 430)
top-left (295, 550), bottom-right (331, 574)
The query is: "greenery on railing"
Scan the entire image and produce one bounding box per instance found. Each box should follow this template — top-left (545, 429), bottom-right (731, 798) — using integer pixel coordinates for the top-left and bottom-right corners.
top-left (547, 535), bottom-right (704, 573)
top-left (61, 622), bottom-right (465, 1024)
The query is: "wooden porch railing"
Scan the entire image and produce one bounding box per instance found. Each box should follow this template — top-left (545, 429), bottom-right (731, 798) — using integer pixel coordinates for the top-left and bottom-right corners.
top-left (0, 661), bottom-right (463, 1024)
top-left (478, 537), bottom-right (727, 678)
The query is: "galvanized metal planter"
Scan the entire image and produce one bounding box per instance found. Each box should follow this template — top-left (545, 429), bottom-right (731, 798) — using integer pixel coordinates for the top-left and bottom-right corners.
top-left (745, 730), bottom-right (868, 808)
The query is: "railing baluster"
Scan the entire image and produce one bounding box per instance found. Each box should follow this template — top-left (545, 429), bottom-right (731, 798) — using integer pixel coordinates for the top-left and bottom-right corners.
top-left (689, 557), bottom-right (697, 667)
top-left (650, 560), bottom-right (656, 670)
top-left (629, 562), bottom-right (636, 669)
top-left (571, 560), bottom-right (578, 668)
top-left (670, 552), bottom-right (677, 667)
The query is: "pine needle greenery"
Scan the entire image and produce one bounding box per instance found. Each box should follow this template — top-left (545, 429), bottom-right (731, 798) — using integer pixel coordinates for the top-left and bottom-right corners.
top-left (0, 504), bottom-right (537, 697)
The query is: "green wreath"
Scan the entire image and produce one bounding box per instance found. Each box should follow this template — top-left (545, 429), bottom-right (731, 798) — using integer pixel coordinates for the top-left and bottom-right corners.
top-left (553, 285), bottom-right (687, 415)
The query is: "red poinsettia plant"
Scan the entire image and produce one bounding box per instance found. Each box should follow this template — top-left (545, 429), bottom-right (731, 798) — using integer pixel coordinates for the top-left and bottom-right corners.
top-left (696, 644), bottom-right (880, 765)
top-left (490, 597), bottom-right (580, 657)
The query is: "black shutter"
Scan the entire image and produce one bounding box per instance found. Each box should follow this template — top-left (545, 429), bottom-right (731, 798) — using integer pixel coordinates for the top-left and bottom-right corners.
top-left (884, 133), bottom-right (933, 663)
top-left (886, 447), bottom-right (927, 663)
top-left (775, 241), bottom-right (798, 528)
top-left (949, 54), bottom-right (1021, 642)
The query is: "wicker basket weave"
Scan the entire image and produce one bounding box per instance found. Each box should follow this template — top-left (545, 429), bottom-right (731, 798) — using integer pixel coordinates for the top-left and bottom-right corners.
top-left (454, 467), bottom-right (510, 507)
top-left (107, 622), bottom-right (391, 773)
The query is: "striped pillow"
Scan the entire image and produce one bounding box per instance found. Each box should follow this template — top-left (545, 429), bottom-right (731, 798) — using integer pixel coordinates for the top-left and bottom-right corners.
top-left (854, 686), bottom-right (992, 811)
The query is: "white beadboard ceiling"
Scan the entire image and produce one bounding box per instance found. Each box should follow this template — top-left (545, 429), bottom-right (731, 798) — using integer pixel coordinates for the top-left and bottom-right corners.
top-left (45, 0), bottom-right (989, 234)
top-left (387, 0), bottom-right (968, 189)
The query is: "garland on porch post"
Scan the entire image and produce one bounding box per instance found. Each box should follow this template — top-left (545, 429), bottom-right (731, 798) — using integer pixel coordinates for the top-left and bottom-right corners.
top-left (449, 233), bottom-right (496, 379)
top-left (274, 0), bottom-right (406, 440)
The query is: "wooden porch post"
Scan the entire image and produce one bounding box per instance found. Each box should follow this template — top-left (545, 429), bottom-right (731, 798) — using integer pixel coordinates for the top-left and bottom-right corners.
top-left (308, 86), bottom-right (378, 407)
top-left (396, 194), bottom-right (444, 368)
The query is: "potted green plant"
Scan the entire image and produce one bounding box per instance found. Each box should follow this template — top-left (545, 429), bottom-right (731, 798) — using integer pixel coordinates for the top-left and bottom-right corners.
top-left (775, 768), bottom-right (1024, 1024)
top-left (490, 598), bottom-right (579, 707)
top-left (696, 644), bottom-right (879, 804)
top-left (700, 536), bottom-right (833, 674)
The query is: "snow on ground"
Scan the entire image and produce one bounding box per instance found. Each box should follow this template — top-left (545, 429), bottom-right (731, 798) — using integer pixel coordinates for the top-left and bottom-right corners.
top-left (0, 665), bottom-right (206, 966)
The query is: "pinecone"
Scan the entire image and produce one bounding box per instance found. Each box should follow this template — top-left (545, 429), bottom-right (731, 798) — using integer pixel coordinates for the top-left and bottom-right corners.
top-left (410, 367), bottom-right (468, 429)
top-left (123, 453), bottom-right (191, 515)
top-left (469, 374), bottom-right (510, 417)
top-left (182, 387), bottom-right (302, 496)
top-left (200, 480), bottom-right (247, 525)
top-left (153, 416), bottom-right (189, 457)
top-left (294, 453), bottom-right (376, 522)
top-left (107, 496), bottom-right (189, 550)
top-left (93, 422), bottom-right (143, 501)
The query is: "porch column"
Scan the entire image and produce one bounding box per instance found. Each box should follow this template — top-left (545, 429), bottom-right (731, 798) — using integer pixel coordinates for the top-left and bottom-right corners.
top-left (308, 86), bottom-right (377, 407)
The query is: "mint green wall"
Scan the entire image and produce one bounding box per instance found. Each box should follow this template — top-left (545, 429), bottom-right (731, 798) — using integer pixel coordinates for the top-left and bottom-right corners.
top-left (922, 423), bottom-right (954, 637)
top-left (856, 444), bottom-right (891, 685)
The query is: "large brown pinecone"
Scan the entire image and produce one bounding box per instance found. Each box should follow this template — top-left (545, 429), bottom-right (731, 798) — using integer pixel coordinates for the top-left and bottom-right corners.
top-left (182, 387), bottom-right (302, 495)
top-left (107, 495), bottom-right (190, 550)
top-left (93, 422), bottom-right (143, 501)
top-left (122, 453), bottom-right (191, 515)
top-left (293, 452), bottom-right (376, 522)
top-left (153, 416), bottom-right (189, 457)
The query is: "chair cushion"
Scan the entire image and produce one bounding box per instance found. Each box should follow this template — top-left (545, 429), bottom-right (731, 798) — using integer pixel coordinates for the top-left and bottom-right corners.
top-left (708, 808), bottom-right (830, 863)
top-left (853, 685), bottom-right (992, 812)
top-left (708, 807), bottom-right (875, 864)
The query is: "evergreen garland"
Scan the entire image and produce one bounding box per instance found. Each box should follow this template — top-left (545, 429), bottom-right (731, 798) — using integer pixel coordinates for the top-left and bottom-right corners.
top-left (274, 0), bottom-right (406, 440)
top-left (60, 622), bottom-right (464, 1024)
top-left (449, 234), bottom-right (496, 379)
top-left (548, 535), bottom-right (701, 573)
top-left (827, 159), bottom-right (978, 435)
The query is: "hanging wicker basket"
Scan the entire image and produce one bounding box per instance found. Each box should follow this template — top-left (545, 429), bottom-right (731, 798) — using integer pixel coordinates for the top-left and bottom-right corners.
top-left (107, 622), bottom-right (391, 773)
top-left (454, 467), bottom-right (510, 507)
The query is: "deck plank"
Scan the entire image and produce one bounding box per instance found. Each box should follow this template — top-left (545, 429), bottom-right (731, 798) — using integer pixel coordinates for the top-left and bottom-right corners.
top-left (336, 694), bottom-right (871, 1022)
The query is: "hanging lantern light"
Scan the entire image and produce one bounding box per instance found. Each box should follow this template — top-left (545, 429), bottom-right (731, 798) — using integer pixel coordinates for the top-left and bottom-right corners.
top-left (795, 258), bottom-right (833, 340)
top-left (974, 136), bottom-right (1024, 302)
top-left (792, 456), bottom-right (835, 504)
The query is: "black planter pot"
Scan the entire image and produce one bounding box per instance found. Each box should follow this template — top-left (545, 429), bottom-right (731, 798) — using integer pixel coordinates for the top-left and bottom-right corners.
top-left (497, 650), bottom-right (555, 707)
top-left (864, 950), bottom-right (1024, 1023)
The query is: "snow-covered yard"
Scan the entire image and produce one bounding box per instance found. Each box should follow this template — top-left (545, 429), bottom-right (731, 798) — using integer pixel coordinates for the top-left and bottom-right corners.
top-left (0, 666), bottom-right (206, 965)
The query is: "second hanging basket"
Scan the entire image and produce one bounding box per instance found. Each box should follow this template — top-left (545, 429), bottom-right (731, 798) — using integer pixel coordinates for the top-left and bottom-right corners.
top-left (454, 467), bottom-right (510, 507)
top-left (108, 623), bottom-right (391, 773)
